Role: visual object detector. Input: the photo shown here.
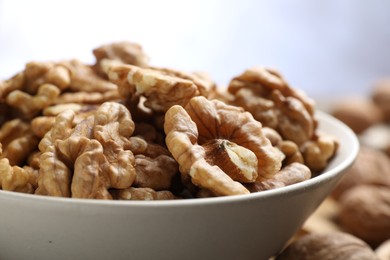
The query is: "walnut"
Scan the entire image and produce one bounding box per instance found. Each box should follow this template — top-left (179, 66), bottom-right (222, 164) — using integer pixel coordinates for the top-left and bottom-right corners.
top-left (54, 90), bottom-right (120, 105)
top-left (332, 146), bottom-right (390, 199)
top-left (246, 163), bottom-right (311, 192)
top-left (27, 151), bottom-right (41, 169)
top-left (112, 187), bottom-right (176, 200)
top-left (42, 103), bottom-right (84, 116)
top-left (228, 67), bottom-right (316, 145)
top-left (93, 41), bottom-right (149, 76)
top-left (35, 110), bottom-right (76, 197)
top-left (278, 140), bottom-right (304, 166)
top-left (36, 102), bottom-right (137, 199)
top-left (60, 59), bottom-right (117, 93)
top-left (331, 97), bottom-right (383, 134)
top-left (338, 185), bottom-right (390, 247)
top-left (2, 61), bottom-right (70, 97)
top-left (0, 158), bottom-right (38, 194)
top-left (164, 96), bottom-right (284, 196)
top-left (0, 72), bottom-right (25, 101)
top-left (108, 64), bottom-right (206, 112)
top-left (31, 104), bottom-right (97, 139)
top-left (0, 119), bottom-right (39, 165)
top-left (300, 131), bottom-right (338, 173)
top-left (6, 83), bottom-right (61, 118)
top-left (125, 136), bottom-right (178, 190)
top-left (133, 154), bottom-right (177, 190)
top-left (149, 66), bottom-right (214, 97)
top-left (372, 78), bottom-right (390, 121)
top-left (276, 232), bottom-right (379, 260)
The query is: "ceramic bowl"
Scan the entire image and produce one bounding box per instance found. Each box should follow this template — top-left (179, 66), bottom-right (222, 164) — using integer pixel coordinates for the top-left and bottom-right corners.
top-left (0, 111), bottom-right (359, 260)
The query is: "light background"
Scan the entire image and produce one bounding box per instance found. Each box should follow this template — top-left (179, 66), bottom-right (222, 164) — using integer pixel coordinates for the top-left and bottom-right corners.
top-left (1, 0), bottom-right (390, 105)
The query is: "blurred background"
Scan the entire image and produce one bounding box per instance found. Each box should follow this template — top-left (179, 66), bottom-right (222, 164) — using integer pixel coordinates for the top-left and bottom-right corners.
top-left (1, 0), bottom-right (390, 106)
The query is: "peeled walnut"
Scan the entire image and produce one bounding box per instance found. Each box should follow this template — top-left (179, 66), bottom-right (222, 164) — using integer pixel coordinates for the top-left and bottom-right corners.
top-left (332, 146), bottom-right (390, 199)
top-left (108, 64), bottom-right (206, 112)
top-left (278, 140), bottom-right (304, 166)
top-left (35, 110), bottom-right (76, 197)
top-left (164, 96), bottom-right (284, 196)
top-left (331, 96), bottom-right (383, 134)
top-left (300, 131), bottom-right (338, 173)
top-left (112, 187), bottom-right (176, 200)
top-left (228, 67), bottom-right (316, 145)
top-left (54, 90), bottom-right (120, 105)
top-left (60, 59), bottom-right (117, 93)
top-left (128, 136), bottom-right (178, 191)
top-left (0, 158), bottom-right (38, 194)
top-left (71, 102), bottom-right (137, 199)
top-left (0, 119), bottom-right (39, 166)
top-left (92, 41), bottom-right (149, 76)
top-left (6, 83), bottom-right (61, 118)
top-left (276, 232), bottom-right (379, 260)
top-left (246, 163), bottom-right (311, 192)
top-left (36, 102), bottom-right (137, 199)
top-left (0, 72), bottom-right (25, 101)
top-left (372, 78), bottom-right (390, 121)
top-left (338, 185), bottom-right (390, 247)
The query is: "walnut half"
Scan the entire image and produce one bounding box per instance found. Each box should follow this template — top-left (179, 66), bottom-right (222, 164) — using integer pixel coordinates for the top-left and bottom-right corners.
top-left (164, 96), bottom-right (284, 196)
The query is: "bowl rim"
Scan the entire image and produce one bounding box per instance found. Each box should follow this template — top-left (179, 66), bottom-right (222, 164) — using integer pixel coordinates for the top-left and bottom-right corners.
top-left (0, 110), bottom-right (359, 207)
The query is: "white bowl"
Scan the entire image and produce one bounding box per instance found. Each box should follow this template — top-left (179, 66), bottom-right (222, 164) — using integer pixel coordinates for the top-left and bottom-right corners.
top-left (0, 111), bottom-right (359, 260)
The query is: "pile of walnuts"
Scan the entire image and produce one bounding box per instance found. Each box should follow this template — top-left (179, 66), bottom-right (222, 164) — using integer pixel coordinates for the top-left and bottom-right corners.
top-left (275, 80), bottom-right (390, 259)
top-left (0, 41), bottom-right (338, 200)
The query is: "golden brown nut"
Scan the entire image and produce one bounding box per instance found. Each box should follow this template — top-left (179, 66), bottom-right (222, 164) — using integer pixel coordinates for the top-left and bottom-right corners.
top-left (0, 119), bottom-right (30, 148)
top-left (113, 187), bottom-right (176, 200)
top-left (164, 96), bottom-right (284, 196)
top-left (300, 131), bottom-right (338, 173)
top-left (6, 83), bottom-right (61, 118)
top-left (36, 102), bottom-right (138, 199)
top-left (149, 66), bottom-right (214, 97)
top-left (331, 97), bottom-right (383, 134)
top-left (332, 146), bottom-right (390, 199)
top-left (0, 119), bottom-right (39, 165)
top-left (228, 67), bottom-right (316, 145)
top-left (60, 59), bottom-right (117, 93)
top-left (92, 41), bottom-right (149, 76)
top-left (0, 158), bottom-right (38, 194)
top-left (35, 110), bottom-right (76, 197)
top-left (22, 61), bottom-right (56, 94)
top-left (31, 116), bottom-right (57, 138)
top-left (272, 90), bottom-right (315, 145)
top-left (338, 185), bottom-right (390, 247)
top-left (372, 78), bottom-right (390, 121)
top-left (276, 232), bottom-right (379, 260)
top-left (134, 154), bottom-right (178, 191)
top-left (278, 140), bottom-right (304, 166)
top-left (108, 64), bottom-right (202, 112)
top-left (126, 135), bottom-right (178, 190)
top-left (71, 102), bottom-right (137, 199)
top-left (54, 89), bottom-right (120, 105)
top-left (2, 133), bottom-right (39, 166)
top-left (246, 163), bottom-right (311, 192)
top-left (0, 72), bottom-right (25, 101)
top-left (27, 151), bottom-right (41, 169)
